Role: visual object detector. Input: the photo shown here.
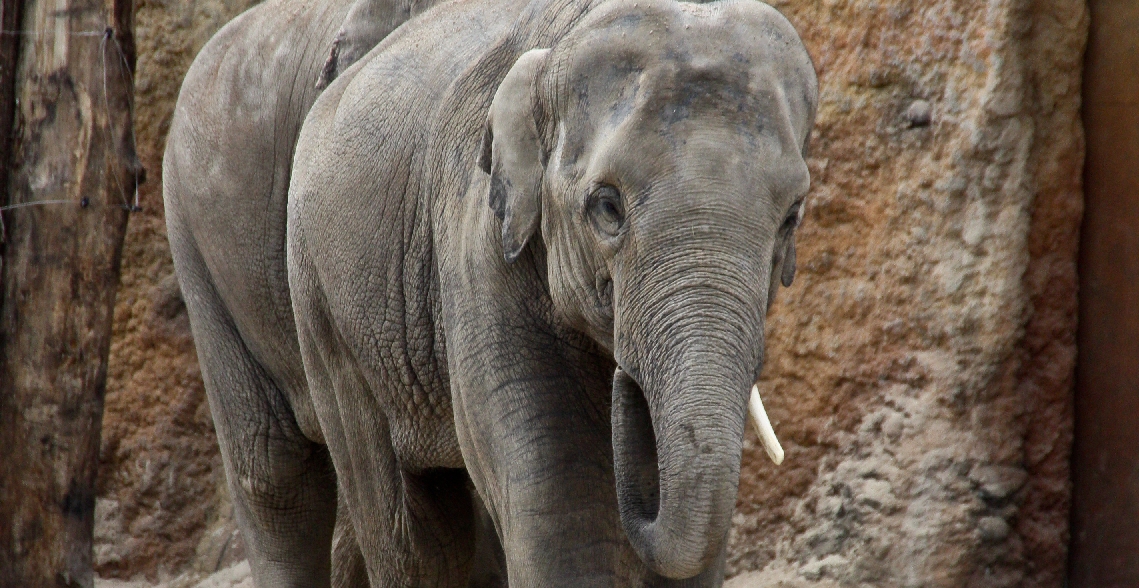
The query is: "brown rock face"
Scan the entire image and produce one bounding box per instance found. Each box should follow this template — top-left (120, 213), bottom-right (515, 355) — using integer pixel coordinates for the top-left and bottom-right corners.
top-left (97, 0), bottom-right (1086, 584)
top-left (727, 0), bottom-right (1086, 586)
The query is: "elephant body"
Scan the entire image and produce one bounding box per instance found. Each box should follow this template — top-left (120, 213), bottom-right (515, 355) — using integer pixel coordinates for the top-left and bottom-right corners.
top-left (166, 0), bottom-right (817, 584)
top-left (163, 0), bottom-right (448, 585)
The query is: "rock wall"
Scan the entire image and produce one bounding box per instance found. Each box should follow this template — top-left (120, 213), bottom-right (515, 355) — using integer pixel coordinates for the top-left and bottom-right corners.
top-left (97, 0), bottom-right (1087, 584)
top-left (727, 0), bottom-right (1086, 586)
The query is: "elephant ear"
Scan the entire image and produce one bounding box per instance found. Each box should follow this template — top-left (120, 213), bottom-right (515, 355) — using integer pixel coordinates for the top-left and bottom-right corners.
top-left (317, 0), bottom-right (400, 89)
top-left (779, 199), bottom-right (807, 287)
top-left (479, 48), bottom-right (550, 264)
top-left (780, 239), bottom-right (797, 287)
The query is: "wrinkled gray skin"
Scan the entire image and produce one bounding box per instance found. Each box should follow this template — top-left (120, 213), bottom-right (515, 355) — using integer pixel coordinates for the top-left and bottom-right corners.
top-left (167, 0), bottom-right (816, 584)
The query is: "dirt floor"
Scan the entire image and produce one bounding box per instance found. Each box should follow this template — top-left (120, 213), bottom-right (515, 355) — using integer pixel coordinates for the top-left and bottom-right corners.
top-left (96, 562), bottom-right (251, 588)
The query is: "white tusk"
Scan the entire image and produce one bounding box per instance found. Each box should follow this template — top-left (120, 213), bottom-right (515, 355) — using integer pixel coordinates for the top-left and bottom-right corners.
top-left (749, 384), bottom-right (784, 465)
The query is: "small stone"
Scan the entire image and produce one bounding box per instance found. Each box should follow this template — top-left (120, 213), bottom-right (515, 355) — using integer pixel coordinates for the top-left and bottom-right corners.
top-left (94, 499), bottom-right (127, 567)
top-left (93, 499), bottom-right (122, 540)
top-left (819, 495), bottom-right (846, 518)
top-left (905, 99), bottom-right (933, 127)
top-left (969, 465), bottom-right (1027, 501)
top-left (978, 516), bottom-right (1011, 542)
top-left (882, 412), bottom-right (904, 440)
top-left (799, 555), bottom-right (850, 580)
top-left (859, 478), bottom-right (894, 509)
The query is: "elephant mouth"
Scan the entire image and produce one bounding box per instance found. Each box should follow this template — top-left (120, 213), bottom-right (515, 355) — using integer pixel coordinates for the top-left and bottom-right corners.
top-left (612, 367), bottom-right (660, 524)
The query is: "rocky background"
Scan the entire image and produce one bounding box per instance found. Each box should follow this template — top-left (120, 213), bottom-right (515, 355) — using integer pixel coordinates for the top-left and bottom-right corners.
top-left (726, 0), bottom-right (1086, 585)
top-left (94, 0), bottom-right (1088, 586)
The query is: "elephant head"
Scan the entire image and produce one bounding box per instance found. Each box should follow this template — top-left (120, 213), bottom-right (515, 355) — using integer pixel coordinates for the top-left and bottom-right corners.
top-left (479, 0), bottom-right (816, 579)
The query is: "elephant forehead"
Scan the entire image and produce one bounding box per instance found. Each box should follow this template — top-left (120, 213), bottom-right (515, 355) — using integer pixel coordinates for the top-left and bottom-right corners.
top-left (559, 0), bottom-right (812, 72)
top-left (552, 0), bottom-right (816, 136)
top-left (555, 61), bottom-right (801, 175)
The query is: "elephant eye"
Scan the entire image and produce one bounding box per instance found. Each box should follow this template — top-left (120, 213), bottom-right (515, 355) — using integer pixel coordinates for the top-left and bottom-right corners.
top-left (588, 185), bottom-right (625, 237)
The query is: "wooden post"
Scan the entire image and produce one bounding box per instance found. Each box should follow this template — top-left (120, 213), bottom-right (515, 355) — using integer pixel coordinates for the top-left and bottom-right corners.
top-left (0, 0), bottom-right (137, 586)
top-left (1071, 1), bottom-right (1139, 584)
top-left (0, 0), bottom-right (25, 234)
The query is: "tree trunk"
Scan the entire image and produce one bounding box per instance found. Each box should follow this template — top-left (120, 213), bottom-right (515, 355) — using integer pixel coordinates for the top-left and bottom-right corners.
top-left (0, 0), bottom-right (137, 586)
top-left (0, 0), bottom-right (25, 233)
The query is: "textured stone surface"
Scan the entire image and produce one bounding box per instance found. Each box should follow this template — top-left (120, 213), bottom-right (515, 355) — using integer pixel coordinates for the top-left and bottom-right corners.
top-left (726, 0), bottom-right (1086, 586)
top-left (96, 0), bottom-right (1087, 584)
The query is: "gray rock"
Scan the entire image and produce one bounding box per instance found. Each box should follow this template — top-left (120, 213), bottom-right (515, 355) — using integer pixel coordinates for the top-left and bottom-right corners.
top-left (800, 555), bottom-right (850, 581)
top-left (978, 516), bottom-right (1011, 542)
top-left (905, 99), bottom-right (933, 127)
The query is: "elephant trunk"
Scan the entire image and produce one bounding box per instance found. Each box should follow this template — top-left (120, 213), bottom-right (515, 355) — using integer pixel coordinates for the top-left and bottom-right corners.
top-left (611, 293), bottom-right (760, 579)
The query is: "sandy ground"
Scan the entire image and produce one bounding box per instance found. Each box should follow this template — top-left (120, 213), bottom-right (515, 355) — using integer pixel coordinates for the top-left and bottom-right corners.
top-left (96, 562), bottom-right (252, 588)
top-left (93, 562), bottom-right (817, 588)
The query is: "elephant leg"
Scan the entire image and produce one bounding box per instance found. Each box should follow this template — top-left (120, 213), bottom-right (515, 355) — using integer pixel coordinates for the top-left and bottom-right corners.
top-left (169, 229), bottom-right (338, 588)
top-left (291, 302), bottom-right (477, 587)
top-left (468, 493), bottom-right (507, 588)
top-left (218, 403), bottom-right (338, 588)
top-left (307, 375), bottom-right (476, 587)
top-left (444, 288), bottom-right (725, 586)
top-left (311, 384), bottom-right (476, 585)
top-left (454, 375), bottom-right (629, 587)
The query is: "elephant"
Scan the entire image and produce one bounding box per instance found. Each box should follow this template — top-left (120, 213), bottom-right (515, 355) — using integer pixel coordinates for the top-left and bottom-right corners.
top-left (166, 0), bottom-right (816, 585)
